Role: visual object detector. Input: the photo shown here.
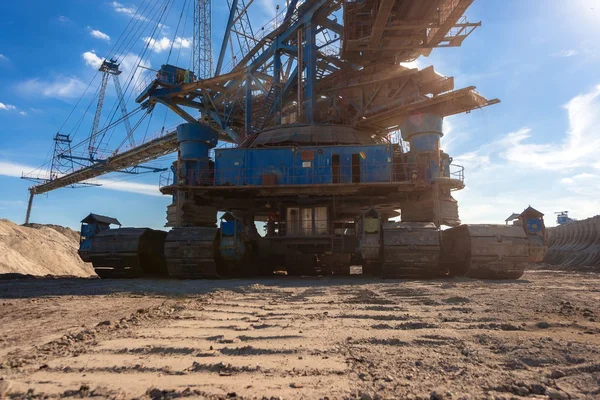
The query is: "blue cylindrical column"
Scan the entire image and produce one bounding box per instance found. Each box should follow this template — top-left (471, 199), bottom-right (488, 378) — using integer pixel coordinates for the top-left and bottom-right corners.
top-left (400, 113), bottom-right (443, 181)
top-left (177, 123), bottom-right (218, 185)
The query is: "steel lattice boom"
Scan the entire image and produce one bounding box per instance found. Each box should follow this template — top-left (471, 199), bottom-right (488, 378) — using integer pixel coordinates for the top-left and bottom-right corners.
top-left (30, 131), bottom-right (177, 196)
top-left (112, 73), bottom-right (135, 148)
top-left (88, 71), bottom-right (110, 158)
top-left (194, 0), bottom-right (212, 78)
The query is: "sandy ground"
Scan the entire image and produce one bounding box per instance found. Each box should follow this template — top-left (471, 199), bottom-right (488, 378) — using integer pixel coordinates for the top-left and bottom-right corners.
top-left (0, 220), bottom-right (94, 278)
top-left (0, 271), bottom-right (599, 400)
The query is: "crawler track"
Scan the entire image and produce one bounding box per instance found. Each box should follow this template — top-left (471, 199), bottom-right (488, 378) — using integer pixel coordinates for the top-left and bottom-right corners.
top-left (441, 224), bottom-right (529, 279)
top-left (381, 222), bottom-right (442, 278)
top-left (164, 227), bottom-right (219, 278)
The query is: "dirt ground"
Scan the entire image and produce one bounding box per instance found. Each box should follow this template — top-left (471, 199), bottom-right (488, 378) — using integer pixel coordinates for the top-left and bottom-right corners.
top-left (0, 271), bottom-right (599, 400)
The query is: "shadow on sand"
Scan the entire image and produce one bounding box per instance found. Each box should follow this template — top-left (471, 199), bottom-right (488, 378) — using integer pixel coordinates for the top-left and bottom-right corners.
top-left (0, 272), bottom-right (531, 299)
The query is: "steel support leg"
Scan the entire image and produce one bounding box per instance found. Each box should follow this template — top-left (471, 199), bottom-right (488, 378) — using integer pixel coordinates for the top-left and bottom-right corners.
top-left (297, 28), bottom-right (303, 122)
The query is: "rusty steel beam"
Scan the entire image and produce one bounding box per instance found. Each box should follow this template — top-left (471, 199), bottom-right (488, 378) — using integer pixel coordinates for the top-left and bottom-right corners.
top-left (369, 0), bottom-right (396, 48)
top-left (358, 86), bottom-right (499, 130)
top-left (427, 0), bottom-right (475, 46)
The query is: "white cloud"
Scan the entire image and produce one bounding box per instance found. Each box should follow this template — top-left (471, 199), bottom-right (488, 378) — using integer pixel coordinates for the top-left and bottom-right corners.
top-left (448, 83), bottom-right (600, 225)
top-left (440, 117), bottom-right (462, 154)
top-left (157, 23), bottom-right (169, 35)
top-left (145, 37), bottom-right (171, 53)
top-left (144, 36), bottom-right (192, 53)
top-left (57, 15), bottom-right (71, 23)
top-left (18, 77), bottom-right (87, 99)
top-left (452, 150), bottom-right (491, 170)
top-left (174, 37), bottom-right (191, 49)
top-left (111, 2), bottom-right (147, 21)
top-left (118, 53), bottom-right (151, 88)
top-left (0, 160), bottom-right (161, 197)
top-left (0, 54), bottom-right (7, 61)
top-left (0, 160), bottom-right (36, 178)
top-left (40, 78), bottom-right (87, 99)
top-left (92, 178), bottom-right (162, 197)
top-left (498, 84), bottom-right (600, 171)
top-left (89, 28), bottom-right (110, 41)
top-left (0, 102), bottom-right (16, 111)
top-left (0, 102), bottom-right (25, 115)
top-left (551, 49), bottom-right (578, 57)
top-left (111, 1), bottom-right (135, 14)
top-left (82, 51), bottom-right (104, 69)
top-left (559, 173), bottom-right (600, 197)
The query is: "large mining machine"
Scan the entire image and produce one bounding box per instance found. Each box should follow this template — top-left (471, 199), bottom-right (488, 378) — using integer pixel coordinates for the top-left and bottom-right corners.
top-left (27, 0), bottom-right (548, 279)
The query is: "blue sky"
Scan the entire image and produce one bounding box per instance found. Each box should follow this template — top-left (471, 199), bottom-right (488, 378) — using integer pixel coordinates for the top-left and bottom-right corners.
top-left (0, 0), bottom-right (599, 230)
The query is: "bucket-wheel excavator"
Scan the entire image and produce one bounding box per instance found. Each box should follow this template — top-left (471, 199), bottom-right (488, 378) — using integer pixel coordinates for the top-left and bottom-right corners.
top-left (38, 0), bottom-right (549, 279)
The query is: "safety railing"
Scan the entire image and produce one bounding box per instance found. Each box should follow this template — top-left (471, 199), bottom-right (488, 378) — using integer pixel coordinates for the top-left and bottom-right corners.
top-left (448, 163), bottom-right (464, 182)
top-left (135, 69), bottom-right (156, 96)
top-left (159, 162), bottom-right (465, 189)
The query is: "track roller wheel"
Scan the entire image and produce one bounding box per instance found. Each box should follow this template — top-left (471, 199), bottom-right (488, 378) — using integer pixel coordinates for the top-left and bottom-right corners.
top-left (381, 222), bottom-right (443, 279)
top-left (164, 227), bottom-right (219, 279)
top-left (441, 225), bottom-right (528, 280)
top-left (88, 228), bottom-right (167, 279)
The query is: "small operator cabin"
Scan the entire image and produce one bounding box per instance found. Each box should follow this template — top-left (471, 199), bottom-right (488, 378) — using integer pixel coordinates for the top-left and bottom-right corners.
top-left (79, 214), bottom-right (122, 260)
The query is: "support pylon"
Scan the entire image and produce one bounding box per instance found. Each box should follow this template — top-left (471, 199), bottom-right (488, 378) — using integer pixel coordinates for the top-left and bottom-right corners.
top-left (88, 59), bottom-right (134, 159)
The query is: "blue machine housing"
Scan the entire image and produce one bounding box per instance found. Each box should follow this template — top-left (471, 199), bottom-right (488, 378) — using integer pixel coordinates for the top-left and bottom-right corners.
top-left (219, 215), bottom-right (246, 262)
top-left (80, 224), bottom-right (99, 252)
top-left (158, 64), bottom-right (196, 86)
top-left (214, 144), bottom-right (394, 186)
top-left (526, 218), bottom-right (543, 233)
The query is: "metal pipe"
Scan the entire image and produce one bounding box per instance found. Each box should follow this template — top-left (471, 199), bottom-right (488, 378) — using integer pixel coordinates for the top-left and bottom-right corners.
top-left (297, 28), bottom-right (303, 121)
top-left (176, 146), bottom-right (182, 227)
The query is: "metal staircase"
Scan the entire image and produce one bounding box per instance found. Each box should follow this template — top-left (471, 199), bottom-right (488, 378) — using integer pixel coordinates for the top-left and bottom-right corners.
top-left (392, 143), bottom-right (408, 182)
top-left (253, 84), bottom-right (279, 132)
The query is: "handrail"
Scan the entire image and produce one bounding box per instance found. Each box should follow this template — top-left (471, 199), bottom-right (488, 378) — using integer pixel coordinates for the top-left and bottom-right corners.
top-left (159, 162), bottom-right (465, 189)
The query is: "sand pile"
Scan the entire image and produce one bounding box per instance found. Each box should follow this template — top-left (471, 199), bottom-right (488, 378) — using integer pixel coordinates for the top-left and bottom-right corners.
top-left (0, 219), bottom-right (96, 278)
